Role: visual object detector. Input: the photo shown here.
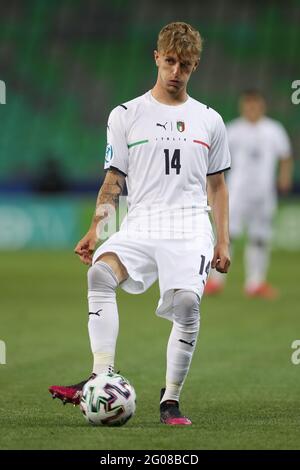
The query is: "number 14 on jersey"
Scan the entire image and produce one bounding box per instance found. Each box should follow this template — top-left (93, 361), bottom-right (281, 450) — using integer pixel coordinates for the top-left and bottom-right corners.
top-left (164, 149), bottom-right (181, 175)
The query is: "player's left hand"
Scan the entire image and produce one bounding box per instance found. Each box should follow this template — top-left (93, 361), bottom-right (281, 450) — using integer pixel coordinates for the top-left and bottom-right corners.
top-left (211, 243), bottom-right (231, 273)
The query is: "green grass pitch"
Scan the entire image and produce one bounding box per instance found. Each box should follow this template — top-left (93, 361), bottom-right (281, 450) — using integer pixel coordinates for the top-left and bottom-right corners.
top-left (0, 248), bottom-right (299, 450)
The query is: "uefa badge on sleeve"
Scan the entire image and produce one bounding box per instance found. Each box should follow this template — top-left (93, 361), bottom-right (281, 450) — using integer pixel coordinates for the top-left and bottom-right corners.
top-left (177, 121), bottom-right (185, 132)
top-left (105, 143), bottom-right (113, 164)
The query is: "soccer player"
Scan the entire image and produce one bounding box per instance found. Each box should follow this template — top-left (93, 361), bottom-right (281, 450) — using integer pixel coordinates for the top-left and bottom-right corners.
top-left (205, 90), bottom-right (293, 299)
top-left (49, 22), bottom-right (231, 425)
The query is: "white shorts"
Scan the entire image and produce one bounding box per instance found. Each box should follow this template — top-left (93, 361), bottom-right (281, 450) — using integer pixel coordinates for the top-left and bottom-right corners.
top-left (229, 195), bottom-right (276, 242)
top-left (92, 223), bottom-right (214, 321)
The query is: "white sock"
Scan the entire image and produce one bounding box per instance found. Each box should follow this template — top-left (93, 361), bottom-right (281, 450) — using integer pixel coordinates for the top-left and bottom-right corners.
top-left (161, 290), bottom-right (200, 403)
top-left (245, 240), bottom-right (269, 289)
top-left (87, 262), bottom-right (119, 375)
top-left (88, 300), bottom-right (118, 375)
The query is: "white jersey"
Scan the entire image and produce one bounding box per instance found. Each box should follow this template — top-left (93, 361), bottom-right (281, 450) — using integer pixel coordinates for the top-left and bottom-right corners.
top-left (104, 90), bottom-right (230, 237)
top-left (226, 117), bottom-right (291, 202)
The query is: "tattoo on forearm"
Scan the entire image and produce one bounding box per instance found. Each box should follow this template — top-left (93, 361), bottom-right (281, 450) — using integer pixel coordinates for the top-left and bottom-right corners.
top-left (93, 169), bottom-right (125, 224)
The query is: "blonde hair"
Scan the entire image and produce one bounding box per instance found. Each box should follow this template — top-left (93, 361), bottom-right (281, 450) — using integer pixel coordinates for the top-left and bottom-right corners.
top-left (157, 22), bottom-right (203, 61)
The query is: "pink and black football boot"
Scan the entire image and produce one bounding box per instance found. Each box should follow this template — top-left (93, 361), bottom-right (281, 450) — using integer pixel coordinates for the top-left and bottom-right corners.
top-left (49, 373), bottom-right (97, 406)
top-left (160, 388), bottom-right (192, 425)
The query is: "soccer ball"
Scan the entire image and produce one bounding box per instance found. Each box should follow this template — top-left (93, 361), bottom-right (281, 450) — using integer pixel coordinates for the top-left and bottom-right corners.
top-left (80, 372), bottom-right (136, 426)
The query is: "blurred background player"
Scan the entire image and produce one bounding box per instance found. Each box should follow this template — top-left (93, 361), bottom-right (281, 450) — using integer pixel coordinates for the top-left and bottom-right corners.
top-left (49, 21), bottom-right (231, 425)
top-left (205, 89), bottom-right (293, 299)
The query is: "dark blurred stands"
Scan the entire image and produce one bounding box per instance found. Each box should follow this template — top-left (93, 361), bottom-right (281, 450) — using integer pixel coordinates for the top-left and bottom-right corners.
top-left (0, 0), bottom-right (299, 194)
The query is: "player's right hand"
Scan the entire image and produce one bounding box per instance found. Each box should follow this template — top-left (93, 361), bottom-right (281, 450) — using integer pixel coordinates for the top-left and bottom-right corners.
top-left (74, 230), bottom-right (98, 265)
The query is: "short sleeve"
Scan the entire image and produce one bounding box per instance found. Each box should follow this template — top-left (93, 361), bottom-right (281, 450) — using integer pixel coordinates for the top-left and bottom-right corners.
top-left (207, 114), bottom-right (231, 175)
top-left (274, 123), bottom-right (292, 160)
top-left (104, 107), bottom-right (129, 175)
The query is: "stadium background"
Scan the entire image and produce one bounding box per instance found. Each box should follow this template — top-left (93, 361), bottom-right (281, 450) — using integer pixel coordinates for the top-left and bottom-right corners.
top-left (0, 0), bottom-right (299, 450)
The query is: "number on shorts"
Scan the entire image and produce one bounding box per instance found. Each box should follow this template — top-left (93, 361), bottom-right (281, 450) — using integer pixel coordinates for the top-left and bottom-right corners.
top-left (199, 255), bottom-right (211, 278)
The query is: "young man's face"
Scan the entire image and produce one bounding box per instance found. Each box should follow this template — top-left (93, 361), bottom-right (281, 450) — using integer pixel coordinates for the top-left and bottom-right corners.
top-left (239, 96), bottom-right (266, 122)
top-left (154, 50), bottom-right (198, 94)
